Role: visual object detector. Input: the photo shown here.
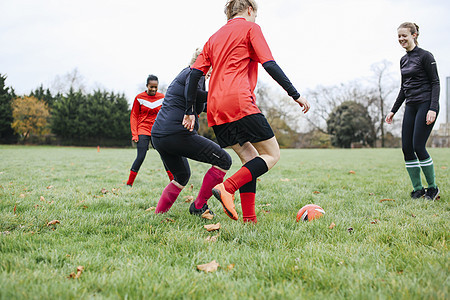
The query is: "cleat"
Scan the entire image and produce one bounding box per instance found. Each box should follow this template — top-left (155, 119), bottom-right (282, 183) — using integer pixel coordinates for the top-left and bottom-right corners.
top-left (189, 202), bottom-right (214, 216)
top-left (212, 183), bottom-right (238, 220)
top-left (424, 187), bottom-right (439, 201)
top-left (410, 188), bottom-right (425, 199)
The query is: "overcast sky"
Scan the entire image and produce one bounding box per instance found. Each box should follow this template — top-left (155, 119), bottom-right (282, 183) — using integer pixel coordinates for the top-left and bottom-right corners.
top-left (1, 0), bottom-right (449, 125)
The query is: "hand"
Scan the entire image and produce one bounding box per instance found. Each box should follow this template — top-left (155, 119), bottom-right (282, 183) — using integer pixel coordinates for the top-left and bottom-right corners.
top-left (295, 96), bottom-right (310, 113)
top-left (385, 112), bottom-right (395, 124)
top-left (132, 137), bottom-right (139, 143)
top-left (426, 110), bottom-right (436, 125)
top-left (182, 115), bottom-right (196, 132)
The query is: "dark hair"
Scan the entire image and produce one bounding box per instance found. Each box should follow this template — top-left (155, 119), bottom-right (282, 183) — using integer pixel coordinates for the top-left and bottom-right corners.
top-left (398, 22), bottom-right (419, 45)
top-left (146, 74), bottom-right (158, 85)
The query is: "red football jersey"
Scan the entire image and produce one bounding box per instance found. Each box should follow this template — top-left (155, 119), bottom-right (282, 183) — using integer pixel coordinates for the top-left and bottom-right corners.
top-left (192, 18), bottom-right (274, 126)
top-left (130, 91), bottom-right (164, 139)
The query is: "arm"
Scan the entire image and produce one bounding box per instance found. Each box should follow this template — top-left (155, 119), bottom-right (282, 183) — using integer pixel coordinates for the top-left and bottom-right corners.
top-left (422, 52), bottom-right (440, 125)
top-left (262, 61), bottom-right (310, 113)
top-left (262, 60), bottom-right (300, 100)
top-left (130, 98), bottom-right (140, 142)
top-left (183, 68), bottom-right (204, 131)
top-left (390, 88), bottom-right (406, 114)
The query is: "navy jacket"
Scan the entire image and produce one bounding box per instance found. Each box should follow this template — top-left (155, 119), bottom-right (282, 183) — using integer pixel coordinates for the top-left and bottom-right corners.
top-left (151, 67), bottom-right (207, 137)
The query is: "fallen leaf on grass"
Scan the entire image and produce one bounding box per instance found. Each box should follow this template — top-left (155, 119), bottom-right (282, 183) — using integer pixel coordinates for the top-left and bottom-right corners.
top-left (19, 194), bottom-right (25, 198)
top-left (329, 222), bottom-right (336, 229)
top-left (47, 220), bottom-right (60, 226)
top-left (201, 209), bottom-right (214, 220)
top-left (441, 166), bottom-right (447, 169)
top-left (68, 266), bottom-right (84, 279)
top-left (204, 223), bottom-right (221, 232)
top-left (347, 227), bottom-right (353, 233)
top-left (197, 260), bottom-right (219, 273)
top-left (280, 178), bottom-right (290, 182)
top-left (313, 191), bottom-right (321, 194)
top-left (188, 184), bottom-right (194, 191)
top-left (184, 195), bottom-right (194, 203)
top-left (34, 204), bottom-right (40, 209)
top-left (257, 178), bottom-right (261, 182)
top-left (379, 199), bottom-right (395, 203)
top-left (369, 193), bottom-right (375, 196)
top-left (205, 234), bottom-right (219, 242)
top-left (411, 214), bottom-right (416, 218)
top-left (13, 205), bottom-right (16, 215)
top-left (40, 196), bottom-right (45, 202)
top-left (263, 210), bottom-right (270, 214)
top-left (227, 264), bottom-right (235, 271)
top-left (101, 188), bottom-right (108, 194)
top-left (257, 203), bottom-right (271, 208)
top-left (162, 218), bottom-right (175, 223)
top-left (145, 207), bottom-right (156, 212)
top-left (349, 170), bottom-right (356, 174)
top-left (370, 219), bottom-right (379, 224)
top-left (46, 185), bottom-right (54, 189)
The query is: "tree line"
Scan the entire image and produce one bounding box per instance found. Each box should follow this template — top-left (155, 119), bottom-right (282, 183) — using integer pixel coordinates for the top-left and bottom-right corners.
top-left (0, 74), bottom-right (130, 146)
top-left (1, 62), bottom-right (401, 148)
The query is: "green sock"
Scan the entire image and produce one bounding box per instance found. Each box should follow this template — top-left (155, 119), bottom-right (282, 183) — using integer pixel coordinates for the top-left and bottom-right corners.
top-left (420, 157), bottom-right (437, 188)
top-left (405, 159), bottom-right (423, 191)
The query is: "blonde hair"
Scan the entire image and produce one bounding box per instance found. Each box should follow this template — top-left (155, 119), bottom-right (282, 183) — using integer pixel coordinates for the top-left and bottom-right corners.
top-left (398, 22), bottom-right (420, 45)
top-left (224, 0), bottom-right (258, 20)
top-left (189, 48), bottom-right (203, 66)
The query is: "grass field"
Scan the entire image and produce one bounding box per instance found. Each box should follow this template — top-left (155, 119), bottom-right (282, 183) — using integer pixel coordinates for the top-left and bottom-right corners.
top-left (0, 145), bottom-right (448, 299)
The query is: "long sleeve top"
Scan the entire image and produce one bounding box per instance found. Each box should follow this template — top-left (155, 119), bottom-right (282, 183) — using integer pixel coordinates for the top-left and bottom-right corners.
top-left (391, 46), bottom-right (440, 113)
top-left (130, 91), bottom-right (164, 140)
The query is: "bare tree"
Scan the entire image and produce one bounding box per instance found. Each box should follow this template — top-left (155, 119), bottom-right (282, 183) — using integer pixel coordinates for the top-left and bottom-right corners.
top-left (51, 68), bottom-right (87, 95)
top-left (366, 60), bottom-right (397, 147)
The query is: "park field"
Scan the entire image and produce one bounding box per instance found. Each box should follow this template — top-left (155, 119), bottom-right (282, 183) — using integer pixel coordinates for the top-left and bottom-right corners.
top-left (0, 145), bottom-right (448, 299)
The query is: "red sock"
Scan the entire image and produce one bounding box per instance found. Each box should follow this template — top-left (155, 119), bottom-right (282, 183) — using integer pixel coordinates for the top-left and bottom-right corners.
top-left (155, 182), bottom-right (182, 214)
top-left (240, 192), bottom-right (257, 223)
top-left (127, 170), bottom-right (138, 186)
top-left (195, 167), bottom-right (226, 209)
top-left (223, 167), bottom-right (252, 194)
top-left (167, 170), bottom-right (174, 181)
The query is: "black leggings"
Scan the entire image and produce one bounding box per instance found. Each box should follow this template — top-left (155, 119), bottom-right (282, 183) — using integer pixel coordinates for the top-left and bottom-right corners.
top-left (131, 135), bottom-right (169, 173)
top-left (401, 101), bottom-right (436, 161)
top-left (151, 134), bottom-right (232, 186)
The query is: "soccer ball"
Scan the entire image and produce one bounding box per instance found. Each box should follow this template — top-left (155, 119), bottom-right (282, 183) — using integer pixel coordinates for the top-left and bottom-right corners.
top-left (296, 204), bottom-right (325, 222)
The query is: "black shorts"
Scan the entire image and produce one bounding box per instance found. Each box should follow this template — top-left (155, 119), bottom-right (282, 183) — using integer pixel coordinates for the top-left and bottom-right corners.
top-left (212, 113), bottom-right (275, 148)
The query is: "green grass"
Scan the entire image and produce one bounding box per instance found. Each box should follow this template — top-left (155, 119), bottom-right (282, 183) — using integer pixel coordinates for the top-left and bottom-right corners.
top-left (0, 145), bottom-right (448, 299)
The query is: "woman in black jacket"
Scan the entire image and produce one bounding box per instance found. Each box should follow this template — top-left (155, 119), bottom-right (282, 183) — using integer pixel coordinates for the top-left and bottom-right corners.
top-left (385, 22), bottom-right (440, 200)
top-left (151, 49), bottom-right (232, 215)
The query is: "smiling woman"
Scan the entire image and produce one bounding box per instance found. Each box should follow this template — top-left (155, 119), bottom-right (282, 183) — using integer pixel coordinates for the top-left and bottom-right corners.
top-left (385, 22), bottom-right (441, 201)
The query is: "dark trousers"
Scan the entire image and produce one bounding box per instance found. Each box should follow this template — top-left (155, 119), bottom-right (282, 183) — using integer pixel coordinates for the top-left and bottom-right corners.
top-left (151, 134), bottom-right (231, 186)
top-left (401, 101), bottom-right (436, 161)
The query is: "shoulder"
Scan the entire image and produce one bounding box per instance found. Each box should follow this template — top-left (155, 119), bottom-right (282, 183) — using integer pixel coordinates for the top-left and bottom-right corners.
top-left (155, 92), bottom-right (165, 99)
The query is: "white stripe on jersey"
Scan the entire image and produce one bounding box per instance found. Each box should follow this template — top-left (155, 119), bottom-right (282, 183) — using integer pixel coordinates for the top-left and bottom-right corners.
top-left (137, 98), bottom-right (164, 109)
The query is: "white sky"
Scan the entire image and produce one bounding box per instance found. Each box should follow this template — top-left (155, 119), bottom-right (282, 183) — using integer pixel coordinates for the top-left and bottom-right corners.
top-left (1, 0), bottom-right (449, 125)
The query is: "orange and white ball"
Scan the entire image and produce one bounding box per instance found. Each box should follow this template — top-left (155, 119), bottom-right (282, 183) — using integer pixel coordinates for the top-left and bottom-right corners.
top-left (296, 204), bottom-right (325, 222)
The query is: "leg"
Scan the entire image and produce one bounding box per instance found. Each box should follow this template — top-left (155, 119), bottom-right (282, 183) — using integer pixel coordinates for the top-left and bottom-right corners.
top-left (127, 135), bottom-right (150, 186)
top-left (151, 137), bottom-right (174, 181)
top-left (412, 102), bottom-right (439, 198)
top-left (402, 105), bottom-right (423, 193)
top-left (152, 137), bottom-right (191, 214)
top-left (163, 134), bottom-right (232, 212)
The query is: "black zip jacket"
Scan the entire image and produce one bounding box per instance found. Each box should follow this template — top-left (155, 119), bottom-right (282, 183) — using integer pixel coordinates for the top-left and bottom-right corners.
top-left (391, 46), bottom-right (440, 113)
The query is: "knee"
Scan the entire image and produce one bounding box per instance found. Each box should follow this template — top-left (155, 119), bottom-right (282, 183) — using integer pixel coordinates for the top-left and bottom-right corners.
top-left (218, 152), bottom-right (232, 170)
top-left (174, 170), bottom-right (190, 186)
